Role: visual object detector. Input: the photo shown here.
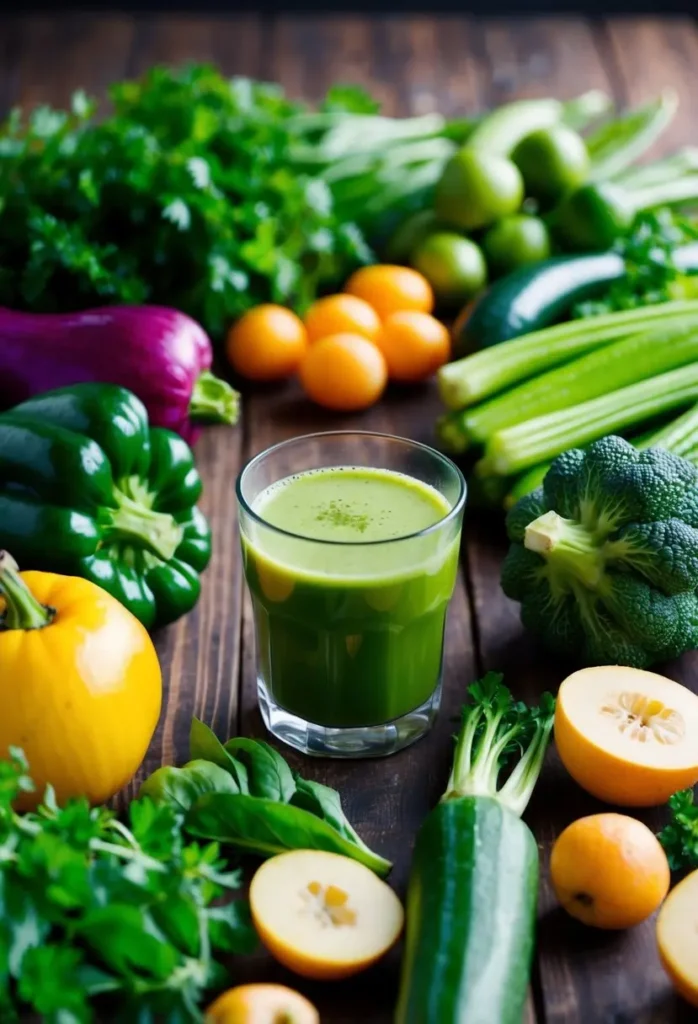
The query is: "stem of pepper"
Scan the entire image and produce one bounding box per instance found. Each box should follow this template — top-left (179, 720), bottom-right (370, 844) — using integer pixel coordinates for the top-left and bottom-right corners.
top-left (189, 370), bottom-right (240, 426)
top-left (104, 493), bottom-right (183, 562)
top-left (0, 551), bottom-right (54, 631)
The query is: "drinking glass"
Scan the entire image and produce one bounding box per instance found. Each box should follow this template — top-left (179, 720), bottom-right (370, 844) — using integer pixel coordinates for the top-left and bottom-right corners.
top-left (236, 431), bottom-right (466, 758)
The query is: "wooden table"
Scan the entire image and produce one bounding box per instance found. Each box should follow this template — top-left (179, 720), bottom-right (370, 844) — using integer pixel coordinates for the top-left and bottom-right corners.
top-left (4, 12), bottom-right (698, 1022)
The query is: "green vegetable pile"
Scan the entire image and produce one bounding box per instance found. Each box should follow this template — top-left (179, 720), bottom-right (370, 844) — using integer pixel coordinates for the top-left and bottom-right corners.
top-left (501, 435), bottom-right (698, 668)
top-left (436, 211), bottom-right (698, 511)
top-left (386, 88), bottom-right (698, 311)
top-left (0, 748), bottom-right (257, 1023)
top-left (0, 64), bottom-right (478, 335)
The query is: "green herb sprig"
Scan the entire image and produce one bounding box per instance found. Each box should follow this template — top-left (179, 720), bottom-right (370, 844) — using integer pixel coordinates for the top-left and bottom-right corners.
top-left (0, 748), bottom-right (256, 1023)
top-left (658, 787), bottom-right (698, 870)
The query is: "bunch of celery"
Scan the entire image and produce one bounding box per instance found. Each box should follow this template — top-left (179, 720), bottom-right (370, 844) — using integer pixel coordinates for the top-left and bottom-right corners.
top-left (436, 300), bottom-right (698, 509)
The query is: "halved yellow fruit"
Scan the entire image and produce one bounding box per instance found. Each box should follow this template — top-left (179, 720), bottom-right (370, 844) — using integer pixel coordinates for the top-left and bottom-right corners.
top-left (657, 869), bottom-right (698, 1007)
top-left (249, 849), bottom-right (404, 980)
top-left (205, 983), bottom-right (319, 1024)
top-left (555, 666), bottom-right (698, 806)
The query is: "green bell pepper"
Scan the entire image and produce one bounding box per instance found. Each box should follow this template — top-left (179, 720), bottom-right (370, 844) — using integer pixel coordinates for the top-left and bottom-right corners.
top-left (0, 383), bottom-right (211, 629)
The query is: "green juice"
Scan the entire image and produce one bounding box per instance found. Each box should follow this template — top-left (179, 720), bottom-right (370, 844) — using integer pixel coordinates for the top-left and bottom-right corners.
top-left (242, 466), bottom-right (459, 728)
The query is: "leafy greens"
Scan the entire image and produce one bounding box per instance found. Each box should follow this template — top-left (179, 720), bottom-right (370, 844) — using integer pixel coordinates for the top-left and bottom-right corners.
top-left (140, 718), bottom-right (392, 877)
top-left (0, 748), bottom-right (257, 1024)
top-left (0, 65), bottom-right (373, 336)
top-left (658, 787), bottom-right (698, 870)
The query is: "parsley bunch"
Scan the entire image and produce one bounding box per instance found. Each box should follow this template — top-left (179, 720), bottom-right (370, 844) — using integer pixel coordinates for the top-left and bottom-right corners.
top-left (574, 209), bottom-right (698, 318)
top-left (0, 748), bottom-right (256, 1023)
top-left (0, 65), bottom-right (373, 336)
top-left (658, 788), bottom-right (698, 871)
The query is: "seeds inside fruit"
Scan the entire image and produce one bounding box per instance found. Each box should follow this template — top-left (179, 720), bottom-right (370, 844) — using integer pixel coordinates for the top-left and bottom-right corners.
top-left (600, 691), bottom-right (685, 745)
top-left (300, 881), bottom-right (358, 927)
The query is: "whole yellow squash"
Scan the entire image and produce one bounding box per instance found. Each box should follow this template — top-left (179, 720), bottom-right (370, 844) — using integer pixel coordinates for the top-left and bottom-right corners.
top-left (0, 551), bottom-right (162, 809)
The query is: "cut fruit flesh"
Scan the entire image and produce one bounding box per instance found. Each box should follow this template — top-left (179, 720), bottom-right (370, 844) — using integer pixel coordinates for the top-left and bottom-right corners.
top-left (554, 666), bottom-right (698, 806)
top-left (249, 849), bottom-right (404, 980)
top-left (657, 869), bottom-right (698, 1007)
top-left (205, 983), bottom-right (319, 1024)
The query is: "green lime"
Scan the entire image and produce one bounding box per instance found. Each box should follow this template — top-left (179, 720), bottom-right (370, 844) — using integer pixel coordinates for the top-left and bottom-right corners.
top-left (512, 125), bottom-right (589, 207)
top-left (435, 149), bottom-right (524, 231)
top-left (411, 232), bottom-right (488, 308)
top-left (482, 215), bottom-right (552, 277)
top-left (385, 210), bottom-right (443, 263)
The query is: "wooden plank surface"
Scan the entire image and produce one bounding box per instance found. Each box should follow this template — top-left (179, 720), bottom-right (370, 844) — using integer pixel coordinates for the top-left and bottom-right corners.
top-left (3, 14), bottom-right (698, 1023)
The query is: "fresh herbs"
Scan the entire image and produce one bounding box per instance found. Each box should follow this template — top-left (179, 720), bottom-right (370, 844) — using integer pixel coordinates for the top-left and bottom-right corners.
top-left (0, 748), bottom-right (257, 1024)
top-left (0, 66), bottom-right (373, 335)
top-left (659, 788), bottom-right (698, 870)
top-left (442, 671), bottom-right (555, 814)
top-left (574, 210), bottom-right (698, 318)
top-left (140, 719), bottom-right (392, 877)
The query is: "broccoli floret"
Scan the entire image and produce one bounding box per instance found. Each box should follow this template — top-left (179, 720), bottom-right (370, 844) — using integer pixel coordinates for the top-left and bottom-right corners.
top-left (501, 435), bottom-right (698, 668)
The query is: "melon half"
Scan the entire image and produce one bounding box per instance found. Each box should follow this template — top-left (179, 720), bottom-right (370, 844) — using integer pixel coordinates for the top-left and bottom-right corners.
top-left (554, 666), bottom-right (698, 806)
top-left (657, 869), bottom-right (698, 1007)
top-left (249, 849), bottom-right (404, 980)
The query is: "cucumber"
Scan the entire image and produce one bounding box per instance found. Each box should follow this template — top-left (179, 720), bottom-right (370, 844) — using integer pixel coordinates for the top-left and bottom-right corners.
top-left (453, 241), bottom-right (698, 358)
top-left (453, 251), bottom-right (624, 357)
top-left (395, 796), bottom-right (538, 1024)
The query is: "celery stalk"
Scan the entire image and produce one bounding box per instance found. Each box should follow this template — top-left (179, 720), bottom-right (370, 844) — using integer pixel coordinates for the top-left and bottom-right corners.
top-left (457, 317), bottom-right (698, 447)
top-left (437, 299), bottom-right (698, 411)
top-left (480, 362), bottom-right (698, 476)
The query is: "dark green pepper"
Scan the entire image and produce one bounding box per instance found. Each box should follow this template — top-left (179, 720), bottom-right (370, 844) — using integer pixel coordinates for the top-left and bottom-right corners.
top-left (0, 383), bottom-right (211, 629)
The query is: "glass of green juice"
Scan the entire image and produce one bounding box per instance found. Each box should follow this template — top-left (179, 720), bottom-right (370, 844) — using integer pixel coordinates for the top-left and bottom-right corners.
top-left (236, 431), bottom-right (466, 758)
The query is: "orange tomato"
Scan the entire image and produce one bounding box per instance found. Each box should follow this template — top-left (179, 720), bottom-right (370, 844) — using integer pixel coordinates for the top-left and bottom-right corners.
top-left (303, 294), bottom-right (381, 344)
top-left (344, 264), bottom-right (434, 320)
top-left (376, 311), bottom-right (450, 382)
top-left (205, 983), bottom-right (319, 1024)
top-left (299, 333), bottom-right (388, 411)
top-left (550, 813), bottom-right (670, 930)
top-left (226, 305), bottom-right (307, 381)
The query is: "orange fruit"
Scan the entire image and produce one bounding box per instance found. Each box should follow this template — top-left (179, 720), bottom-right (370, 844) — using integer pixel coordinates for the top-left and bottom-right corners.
top-left (226, 305), bottom-right (307, 381)
top-left (344, 264), bottom-right (434, 320)
top-left (303, 293), bottom-right (381, 344)
top-left (376, 311), bottom-right (450, 382)
top-left (205, 983), bottom-right (319, 1024)
top-left (657, 868), bottom-right (698, 1008)
top-left (550, 813), bottom-right (670, 930)
top-left (554, 666), bottom-right (698, 807)
top-left (299, 333), bottom-right (388, 411)
top-left (249, 849), bottom-right (404, 980)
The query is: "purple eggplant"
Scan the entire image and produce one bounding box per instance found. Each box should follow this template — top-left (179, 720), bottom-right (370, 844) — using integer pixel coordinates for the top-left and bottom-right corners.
top-left (0, 305), bottom-right (239, 443)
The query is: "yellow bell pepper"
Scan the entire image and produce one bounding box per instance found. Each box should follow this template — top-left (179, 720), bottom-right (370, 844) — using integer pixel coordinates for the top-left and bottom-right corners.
top-left (0, 551), bottom-right (162, 809)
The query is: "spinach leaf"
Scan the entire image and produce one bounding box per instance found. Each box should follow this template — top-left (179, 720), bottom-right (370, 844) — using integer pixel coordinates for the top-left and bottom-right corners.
top-left (189, 718), bottom-right (249, 794)
top-left (187, 794), bottom-right (392, 877)
top-left (223, 738), bottom-right (296, 803)
top-left (291, 777), bottom-right (373, 852)
top-left (139, 759), bottom-right (238, 813)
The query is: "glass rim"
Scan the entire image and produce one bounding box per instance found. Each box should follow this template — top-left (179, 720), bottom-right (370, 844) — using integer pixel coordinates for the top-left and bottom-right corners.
top-left (236, 429), bottom-right (467, 548)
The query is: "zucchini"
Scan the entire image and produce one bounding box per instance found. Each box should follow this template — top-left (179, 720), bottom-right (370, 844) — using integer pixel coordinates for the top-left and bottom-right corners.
top-left (395, 797), bottom-right (538, 1024)
top-left (394, 673), bottom-right (554, 1024)
top-left (453, 251), bottom-right (624, 356)
top-left (453, 241), bottom-right (698, 357)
